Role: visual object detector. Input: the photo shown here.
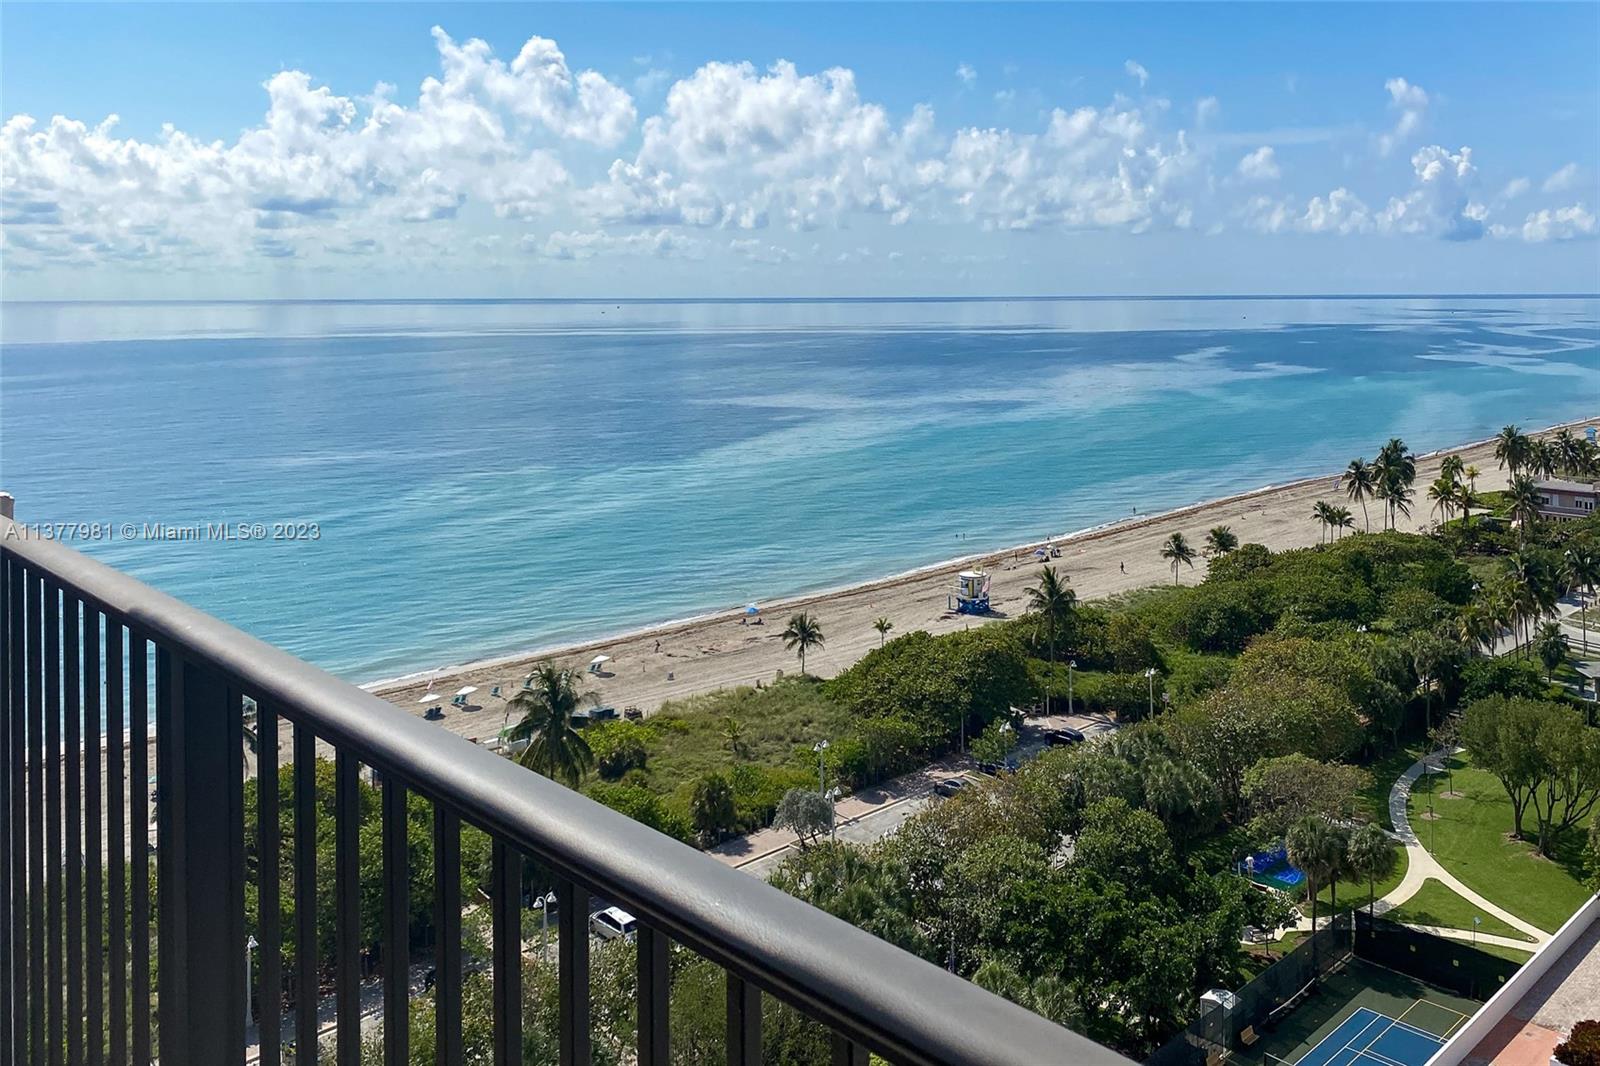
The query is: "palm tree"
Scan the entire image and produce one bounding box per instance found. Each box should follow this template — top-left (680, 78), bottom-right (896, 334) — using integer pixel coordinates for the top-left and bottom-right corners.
top-left (1494, 424), bottom-right (1529, 476)
top-left (1440, 454), bottom-right (1465, 487)
top-left (1312, 501), bottom-right (1337, 545)
top-left (1552, 428), bottom-right (1586, 476)
top-left (1506, 474), bottom-right (1542, 543)
top-left (1344, 822), bottom-right (1399, 922)
top-left (1464, 463), bottom-right (1480, 495)
top-left (1344, 458), bottom-right (1376, 532)
top-left (1564, 545), bottom-right (1599, 654)
top-left (1160, 532), bottom-right (1197, 585)
top-left (1529, 438), bottom-right (1558, 480)
top-left (782, 612), bottom-right (825, 674)
top-left (505, 663), bottom-right (595, 788)
top-left (1331, 506), bottom-right (1354, 540)
top-left (873, 616), bottom-right (894, 647)
top-left (1286, 816), bottom-right (1346, 936)
top-left (1372, 438), bottom-right (1416, 531)
top-left (1456, 605), bottom-right (1501, 657)
top-left (1427, 475), bottom-right (1459, 527)
top-left (1505, 549), bottom-right (1559, 657)
top-left (1533, 621), bottom-right (1568, 682)
top-left (1204, 525), bottom-right (1238, 559)
top-left (720, 715), bottom-right (746, 759)
top-left (1025, 565), bottom-right (1077, 664)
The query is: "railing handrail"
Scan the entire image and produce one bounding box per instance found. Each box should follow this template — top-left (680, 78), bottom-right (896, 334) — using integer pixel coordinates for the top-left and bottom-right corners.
top-left (0, 521), bottom-right (1129, 1066)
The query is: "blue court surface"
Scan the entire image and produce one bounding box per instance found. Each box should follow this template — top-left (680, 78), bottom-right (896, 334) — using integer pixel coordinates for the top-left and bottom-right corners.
top-left (1295, 1007), bottom-right (1445, 1066)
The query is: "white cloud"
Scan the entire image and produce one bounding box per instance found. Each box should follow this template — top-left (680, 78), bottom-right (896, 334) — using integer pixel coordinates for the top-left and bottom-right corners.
top-left (1195, 96), bottom-right (1220, 127)
top-left (1236, 146), bottom-right (1280, 181)
top-left (1542, 162), bottom-right (1581, 194)
top-left (1504, 204), bottom-right (1597, 242)
top-left (1376, 145), bottom-right (1484, 241)
top-left (1245, 187), bottom-right (1372, 235)
top-left (526, 228), bottom-right (702, 260)
top-left (1377, 76), bottom-right (1427, 156)
top-left (1501, 177), bottom-right (1531, 200)
top-left (728, 237), bottom-right (795, 263)
top-left (1124, 60), bottom-right (1149, 88)
top-left (956, 63), bottom-right (977, 87)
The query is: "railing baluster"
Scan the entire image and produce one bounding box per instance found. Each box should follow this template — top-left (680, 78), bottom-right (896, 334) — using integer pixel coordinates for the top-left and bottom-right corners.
top-left (153, 653), bottom-right (246, 1065)
top-left (432, 806), bottom-right (463, 1066)
top-left (0, 555), bottom-right (15, 1066)
top-left (129, 635), bottom-right (150, 1065)
top-left (382, 777), bottom-right (409, 1066)
top-left (83, 604), bottom-right (103, 1066)
top-left (105, 619), bottom-right (126, 1066)
top-left (725, 974), bottom-right (760, 1066)
top-left (557, 877), bottom-right (590, 1066)
top-left (831, 1033), bottom-right (870, 1066)
top-left (258, 704), bottom-right (282, 1066)
top-left (293, 723), bottom-right (317, 1066)
top-left (64, 594), bottom-right (83, 1066)
top-left (491, 839), bottom-right (521, 1066)
top-left (636, 925), bottom-right (670, 1066)
top-left (43, 581), bottom-right (62, 1066)
top-left (335, 751), bottom-right (360, 1066)
top-left (27, 569), bottom-right (45, 1066)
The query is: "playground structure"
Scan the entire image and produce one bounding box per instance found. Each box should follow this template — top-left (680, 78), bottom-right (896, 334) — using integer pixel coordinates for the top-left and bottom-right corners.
top-left (949, 569), bottom-right (992, 615)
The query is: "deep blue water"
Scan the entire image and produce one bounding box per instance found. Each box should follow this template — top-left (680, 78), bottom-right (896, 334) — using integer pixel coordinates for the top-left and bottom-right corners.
top-left (2, 297), bottom-right (1596, 683)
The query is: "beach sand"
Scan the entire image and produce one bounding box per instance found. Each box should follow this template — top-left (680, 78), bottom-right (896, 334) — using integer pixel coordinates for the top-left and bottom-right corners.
top-left (369, 420), bottom-right (1596, 742)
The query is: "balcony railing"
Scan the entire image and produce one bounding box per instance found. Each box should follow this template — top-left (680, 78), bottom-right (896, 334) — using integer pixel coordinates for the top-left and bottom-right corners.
top-left (0, 519), bottom-right (1128, 1066)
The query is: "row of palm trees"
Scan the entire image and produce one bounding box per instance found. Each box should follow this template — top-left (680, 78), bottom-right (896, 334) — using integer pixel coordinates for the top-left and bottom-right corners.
top-left (1461, 544), bottom-right (1600, 659)
top-left (1285, 817), bottom-right (1398, 934)
top-left (1495, 424), bottom-right (1600, 481)
top-left (1342, 437), bottom-right (1419, 532)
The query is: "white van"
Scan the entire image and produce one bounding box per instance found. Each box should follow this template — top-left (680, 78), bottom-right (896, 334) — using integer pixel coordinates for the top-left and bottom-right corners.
top-left (589, 906), bottom-right (638, 942)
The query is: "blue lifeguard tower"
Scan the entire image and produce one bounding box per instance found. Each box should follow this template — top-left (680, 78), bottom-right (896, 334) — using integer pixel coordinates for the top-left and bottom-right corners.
top-left (949, 569), bottom-right (992, 615)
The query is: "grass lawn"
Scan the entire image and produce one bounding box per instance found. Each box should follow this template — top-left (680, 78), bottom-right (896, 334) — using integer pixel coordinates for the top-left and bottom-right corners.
top-left (1386, 878), bottom-right (1536, 942)
top-left (1355, 745), bottom-right (1426, 830)
top-left (637, 677), bottom-right (852, 795)
top-left (1475, 943), bottom-right (1535, 965)
top-left (1407, 755), bottom-right (1592, 933)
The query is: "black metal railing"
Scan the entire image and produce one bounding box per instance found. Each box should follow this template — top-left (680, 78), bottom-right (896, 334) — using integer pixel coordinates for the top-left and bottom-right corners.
top-left (0, 520), bottom-right (1128, 1066)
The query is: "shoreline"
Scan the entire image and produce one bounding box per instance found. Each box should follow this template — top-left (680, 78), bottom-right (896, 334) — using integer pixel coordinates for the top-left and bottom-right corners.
top-left (368, 416), bottom-right (1597, 719)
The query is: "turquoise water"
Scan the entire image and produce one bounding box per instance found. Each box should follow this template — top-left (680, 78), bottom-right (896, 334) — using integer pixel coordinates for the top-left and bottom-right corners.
top-left (2, 297), bottom-right (1596, 683)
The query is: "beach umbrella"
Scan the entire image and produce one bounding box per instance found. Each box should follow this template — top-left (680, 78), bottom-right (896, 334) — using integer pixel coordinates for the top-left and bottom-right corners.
top-left (744, 604), bottom-right (760, 615)
top-left (455, 685), bottom-right (478, 697)
top-left (590, 654), bottom-right (611, 666)
top-left (416, 691), bottom-right (440, 704)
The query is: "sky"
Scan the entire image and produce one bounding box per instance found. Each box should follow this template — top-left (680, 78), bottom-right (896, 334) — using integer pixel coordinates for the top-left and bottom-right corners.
top-left (2, 2), bottom-right (1598, 299)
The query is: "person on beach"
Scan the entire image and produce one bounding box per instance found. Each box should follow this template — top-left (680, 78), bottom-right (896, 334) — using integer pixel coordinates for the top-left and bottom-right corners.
top-left (1120, 561), bottom-right (1125, 574)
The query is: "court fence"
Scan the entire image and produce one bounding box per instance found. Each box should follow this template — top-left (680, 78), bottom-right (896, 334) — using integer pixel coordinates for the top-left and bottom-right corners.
top-left (1351, 912), bottom-right (1521, 1002)
top-left (1145, 914), bottom-right (1353, 1066)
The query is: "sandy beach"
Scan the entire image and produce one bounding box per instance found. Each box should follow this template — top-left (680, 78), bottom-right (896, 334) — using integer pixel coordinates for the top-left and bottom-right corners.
top-left (370, 419), bottom-right (1596, 742)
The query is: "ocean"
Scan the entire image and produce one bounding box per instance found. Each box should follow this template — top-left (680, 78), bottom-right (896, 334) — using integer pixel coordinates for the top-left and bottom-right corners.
top-left (2, 296), bottom-right (1596, 684)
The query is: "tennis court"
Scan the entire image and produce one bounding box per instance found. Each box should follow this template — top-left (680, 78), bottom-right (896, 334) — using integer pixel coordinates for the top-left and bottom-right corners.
top-left (1292, 1007), bottom-right (1444, 1066)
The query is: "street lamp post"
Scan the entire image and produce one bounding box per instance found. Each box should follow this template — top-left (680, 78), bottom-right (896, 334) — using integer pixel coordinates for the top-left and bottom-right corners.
top-left (1067, 660), bottom-right (1076, 717)
top-left (813, 739), bottom-right (829, 794)
top-left (1145, 667), bottom-right (1157, 718)
top-left (246, 934), bottom-right (258, 1031)
top-left (534, 890), bottom-right (557, 957)
top-left (826, 786), bottom-right (842, 843)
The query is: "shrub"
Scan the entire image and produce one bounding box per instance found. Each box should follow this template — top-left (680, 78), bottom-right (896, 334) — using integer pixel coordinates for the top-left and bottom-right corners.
top-left (729, 763), bottom-right (816, 828)
top-left (584, 782), bottom-right (693, 843)
top-left (586, 720), bottom-right (651, 780)
top-left (1555, 1019), bottom-right (1600, 1066)
top-left (1459, 656), bottom-right (1551, 702)
top-left (1074, 672), bottom-right (1161, 720)
top-left (774, 788), bottom-right (834, 845)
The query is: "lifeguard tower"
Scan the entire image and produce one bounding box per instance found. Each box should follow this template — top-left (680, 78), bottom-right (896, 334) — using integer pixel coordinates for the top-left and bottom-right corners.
top-left (949, 569), bottom-right (992, 615)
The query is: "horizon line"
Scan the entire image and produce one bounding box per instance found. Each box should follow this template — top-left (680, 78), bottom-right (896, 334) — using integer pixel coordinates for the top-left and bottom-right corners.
top-left (5, 292), bottom-right (1599, 307)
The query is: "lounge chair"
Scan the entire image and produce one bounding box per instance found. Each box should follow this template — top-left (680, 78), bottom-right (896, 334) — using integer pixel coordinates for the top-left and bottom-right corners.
top-left (490, 685), bottom-right (502, 699)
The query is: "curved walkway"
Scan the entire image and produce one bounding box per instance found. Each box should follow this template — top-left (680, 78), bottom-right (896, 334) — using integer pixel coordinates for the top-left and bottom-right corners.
top-left (1373, 752), bottom-right (1549, 945)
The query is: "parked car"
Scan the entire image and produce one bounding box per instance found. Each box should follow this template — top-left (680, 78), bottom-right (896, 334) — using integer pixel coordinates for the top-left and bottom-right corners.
top-left (622, 706), bottom-right (643, 720)
top-left (589, 906), bottom-right (638, 942)
top-left (1042, 726), bottom-right (1086, 746)
top-left (933, 777), bottom-right (967, 798)
top-left (571, 705), bottom-right (619, 724)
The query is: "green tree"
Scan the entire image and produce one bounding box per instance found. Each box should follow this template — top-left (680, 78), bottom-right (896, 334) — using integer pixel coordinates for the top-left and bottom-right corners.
top-left (1344, 458), bottom-right (1376, 532)
top-left (1495, 424), bottom-right (1530, 476)
top-left (1507, 473), bottom-right (1542, 544)
top-left (1286, 815), bottom-right (1347, 934)
top-left (1373, 438), bottom-right (1417, 531)
top-left (1204, 525), bottom-right (1238, 559)
top-left (689, 772), bottom-right (738, 844)
top-left (1564, 545), bottom-right (1599, 655)
top-left (873, 616), bottom-right (894, 647)
top-left (773, 787), bottom-right (834, 846)
top-left (505, 663), bottom-right (595, 788)
top-left (1160, 532), bottom-right (1197, 585)
top-left (781, 611), bottom-right (825, 674)
top-left (720, 715), bottom-right (746, 759)
top-left (970, 719), bottom-right (1019, 766)
top-left (1240, 754), bottom-right (1371, 843)
top-left (1533, 620), bottom-right (1568, 681)
top-left (1025, 564), bottom-right (1077, 664)
top-left (1344, 822), bottom-right (1400, 920)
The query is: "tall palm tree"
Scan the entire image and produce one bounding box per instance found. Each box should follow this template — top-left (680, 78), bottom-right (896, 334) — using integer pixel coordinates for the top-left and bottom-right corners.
top-left (1456, 605), bottom-right (1501, 657)
top-left (1552, 428), bottom-right (1585, 476)
top-left (1533, 621), bottom-right (1568, 682)
top-left (1427, 475), bottom-right (1459, 527)
top-left (1343, 458), bottom-right (1376, 532)
top-left (1505, 549), bottom-right (1559, 657)
top-left (1440, 454), bottom-right (1465, 487)
top-left (1331, 505), bottom-right (1354, 540)
top-left (1464, 464), bottom-right (1480, 494)
top-left (873, 616), bottom-right (894, 647)
top-left (782, 612), bottom-right (825, 674)
top-left (1494, 424), bottom-right (1529, 476)
top-left (1286, 816), bottom-right (1346, 936)
top-left (1506, 473), bottom-right (1542, 543)
top-left (1160, 532), bottom-right (1197, 585)
top-left (1529, 438), bottom-right (1558, 480)
top-left (1345, 822), bottom-right (1399, 922)
top-left (1564, 545), bottom-right (1599, 654)
top-left (505, 663), bottom-right (595, 788)
top-left (1311, 501), bottom-right (1336, 545)
top-left (1373, 438), bottom-right (1416, 531)
top-left (1204, 525), bottom-right (1238, 558)
top-left (1025, 565), bottom-right (1077, 663)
